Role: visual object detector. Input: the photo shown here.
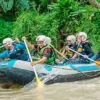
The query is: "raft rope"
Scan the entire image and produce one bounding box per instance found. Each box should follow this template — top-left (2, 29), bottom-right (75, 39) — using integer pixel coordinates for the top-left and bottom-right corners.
top-left (49, 44), bottom-right (100, 78)
top-left (0, 41), bottom-right (15, 49)
top-left (48, 65), bottom-right (100, 78)
top-left (73, 67), bottom-right (100, 78)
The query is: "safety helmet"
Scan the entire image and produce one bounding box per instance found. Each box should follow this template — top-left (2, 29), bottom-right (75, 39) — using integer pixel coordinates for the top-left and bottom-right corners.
top-left (36, 35), bottom-right (47, 45)
top-left (3, 38), bottom-right (13, 46)
top-left (77, 32), bottom-right (87, 41)
top-left (67, 35), bottom-right (76, 44)
top-left (45, 37), bottom-right (51, 45)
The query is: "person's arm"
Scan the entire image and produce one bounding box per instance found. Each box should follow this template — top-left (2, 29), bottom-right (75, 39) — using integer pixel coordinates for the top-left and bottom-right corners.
top-left (31, 48), bottom-right (52, 65)
top-left (31, 56), bottom-right (47, 65)
top-left (14, 38), bottom-right (26, 49)
top-left (72, 53), bottom-right (78, 58)
top-left (22, 37), bottom-right (35, 49)
top-left (62, 50), bottom-right (65, 55)
top-left (84, 44), bottom-right (94, 58)
top-left (62, 46), bottom-right (69, 55)
top-left (15, 42), bottom-right (26, 49)
top-left (0, 51), bottom-right (9, 59)
top-left (24, 39), bottom-right (34, 49)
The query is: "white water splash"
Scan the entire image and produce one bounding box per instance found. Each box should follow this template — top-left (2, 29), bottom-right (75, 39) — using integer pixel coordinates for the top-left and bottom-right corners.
top-left (42, 68), bottom-right (61, 84)
top-left (23, 67), bottom-right (62, 90)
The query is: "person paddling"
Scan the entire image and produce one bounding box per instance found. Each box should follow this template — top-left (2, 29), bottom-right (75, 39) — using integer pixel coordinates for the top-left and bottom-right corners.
top-left (61, 35), bottom-right (77, 64)
top-left (32, 36), bottom-right (52, 59)
top-left (71, 32), bottom-right (94, 64)
top-left (0, 38), bottom-right (30, 61)
top-left (65, 32), bottom-right (94, 64)
top-left (22, 35), bottom-right (56, 65)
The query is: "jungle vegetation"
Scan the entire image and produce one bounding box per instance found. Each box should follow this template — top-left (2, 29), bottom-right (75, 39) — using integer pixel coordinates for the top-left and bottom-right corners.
top-left (0, 0), bottom-right (100, 53)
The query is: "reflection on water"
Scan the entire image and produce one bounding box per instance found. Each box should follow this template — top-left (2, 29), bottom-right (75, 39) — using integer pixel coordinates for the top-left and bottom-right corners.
top-left (0, 77), bottom-right (100, 100)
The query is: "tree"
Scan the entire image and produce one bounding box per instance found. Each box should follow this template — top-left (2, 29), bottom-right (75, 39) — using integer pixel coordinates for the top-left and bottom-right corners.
top-left (88, 0), bottom-right (100, 8)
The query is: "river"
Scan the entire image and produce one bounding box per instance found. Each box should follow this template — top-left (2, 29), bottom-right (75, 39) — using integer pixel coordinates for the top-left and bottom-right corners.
top-left (0, 77), bottom-right (100, 100)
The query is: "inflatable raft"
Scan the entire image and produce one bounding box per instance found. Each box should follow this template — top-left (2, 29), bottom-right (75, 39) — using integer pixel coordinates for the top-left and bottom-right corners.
top-left (0, 60), bottom-right (100, 85)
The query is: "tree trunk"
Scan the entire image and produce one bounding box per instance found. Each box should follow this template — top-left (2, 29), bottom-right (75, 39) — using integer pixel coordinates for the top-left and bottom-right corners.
top-left (88, 0), bottom-right (100, 8)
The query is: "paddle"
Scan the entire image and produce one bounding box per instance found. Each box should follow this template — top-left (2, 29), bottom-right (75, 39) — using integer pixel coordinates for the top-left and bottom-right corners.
top-left (68, 47), bottom-right (100, 68)
top-left (0, 41), bottom-right (14, 49)
top-left (24, 40), bottom-right (43, 87)
top-left (50, 44), bottom-right (68, 61)
top-left (0, 44), bottom-right (6, 49)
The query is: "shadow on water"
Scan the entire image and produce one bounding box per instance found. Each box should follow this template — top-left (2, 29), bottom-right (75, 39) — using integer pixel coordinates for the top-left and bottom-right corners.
top-left (1, 83), bottom-right (23, 89)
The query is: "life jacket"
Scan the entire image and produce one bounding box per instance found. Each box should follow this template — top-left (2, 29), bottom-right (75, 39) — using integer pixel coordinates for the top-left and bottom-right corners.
top-left (36, 45), bottom-right (55, 65)
top-left (65, 44), bottom-right (77, 59)
top-left (77, 41), bottom-right (92, 58)
top-left (9, 44), bottom-right (29, 61)
top-left (32, 49), bottom-right (41, 59)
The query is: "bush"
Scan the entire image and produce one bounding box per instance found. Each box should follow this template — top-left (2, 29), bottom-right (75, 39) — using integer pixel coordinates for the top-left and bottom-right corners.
top-left (0, 0), bottom-right (100, 53)
top-left (0, 19), bottom-right (13, 45)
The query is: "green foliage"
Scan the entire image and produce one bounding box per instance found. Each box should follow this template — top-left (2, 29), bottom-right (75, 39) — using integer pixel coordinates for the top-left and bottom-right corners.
top-left (13, 11), bottom-right (60, 47)
top-left (13, 12), bottom-right (36, 40)
top-left (33, 0), bottom-right (56, 13)
top-left (0, 0), bottom-right (29, 13)
top-left (0, 0), bottom-right (14, 12)
top-left (0, 0), bottom-right (100, 53)
top-left (18, 0), bottom-right (30, 9)
top-left (0, 19), bottom-right (13, 45)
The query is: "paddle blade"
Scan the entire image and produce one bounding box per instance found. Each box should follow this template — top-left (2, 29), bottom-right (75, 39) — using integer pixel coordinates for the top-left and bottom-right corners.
top-left (94, 61), bottom-right (100, 68)
top-left (36, 76), bottom-right (43, 88)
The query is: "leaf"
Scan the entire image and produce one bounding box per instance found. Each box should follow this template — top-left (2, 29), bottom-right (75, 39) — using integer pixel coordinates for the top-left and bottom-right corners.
top-left (0, 0), bottom-right (14, 12)
top-left (7, 0), bottom-right (14, 11)
top-left (0, 0), bottom-right (7, 12)
top-left (18, 0), bottom-right (30, 9)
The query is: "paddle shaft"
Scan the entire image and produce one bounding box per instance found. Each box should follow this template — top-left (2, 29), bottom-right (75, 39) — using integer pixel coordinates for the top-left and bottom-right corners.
top-left (24, 40), bottom-right (38, 76)
top-left (68, 48), bottom-right (94, 62)
top-left (0, 41), bottom-right (14, 49)
top-left (0, 45), bottom-right (5, 49)
top-left (50, 44), bottom-right (68, 60)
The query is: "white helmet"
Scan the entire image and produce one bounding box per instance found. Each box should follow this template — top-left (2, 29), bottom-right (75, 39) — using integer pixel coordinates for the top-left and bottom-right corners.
top-left (36, 35), bottom-right (47, 45)
top-left (67, 35), bottom-right (76, 44)
top-left (45, 37), bottom-right (51, 45)
top-left (77, 32), bottom-right (87, 41)
top-left (3, 38), bottom-right (13, 46)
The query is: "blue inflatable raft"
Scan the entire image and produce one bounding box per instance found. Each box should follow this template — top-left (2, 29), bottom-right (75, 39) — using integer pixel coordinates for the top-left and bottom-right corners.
top-left (0, 60), bottom-right (100, 85)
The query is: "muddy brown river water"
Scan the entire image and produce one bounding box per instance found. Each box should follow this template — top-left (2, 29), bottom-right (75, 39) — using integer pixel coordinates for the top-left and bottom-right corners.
top-left (0, 77), bottom-right (100, 100)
